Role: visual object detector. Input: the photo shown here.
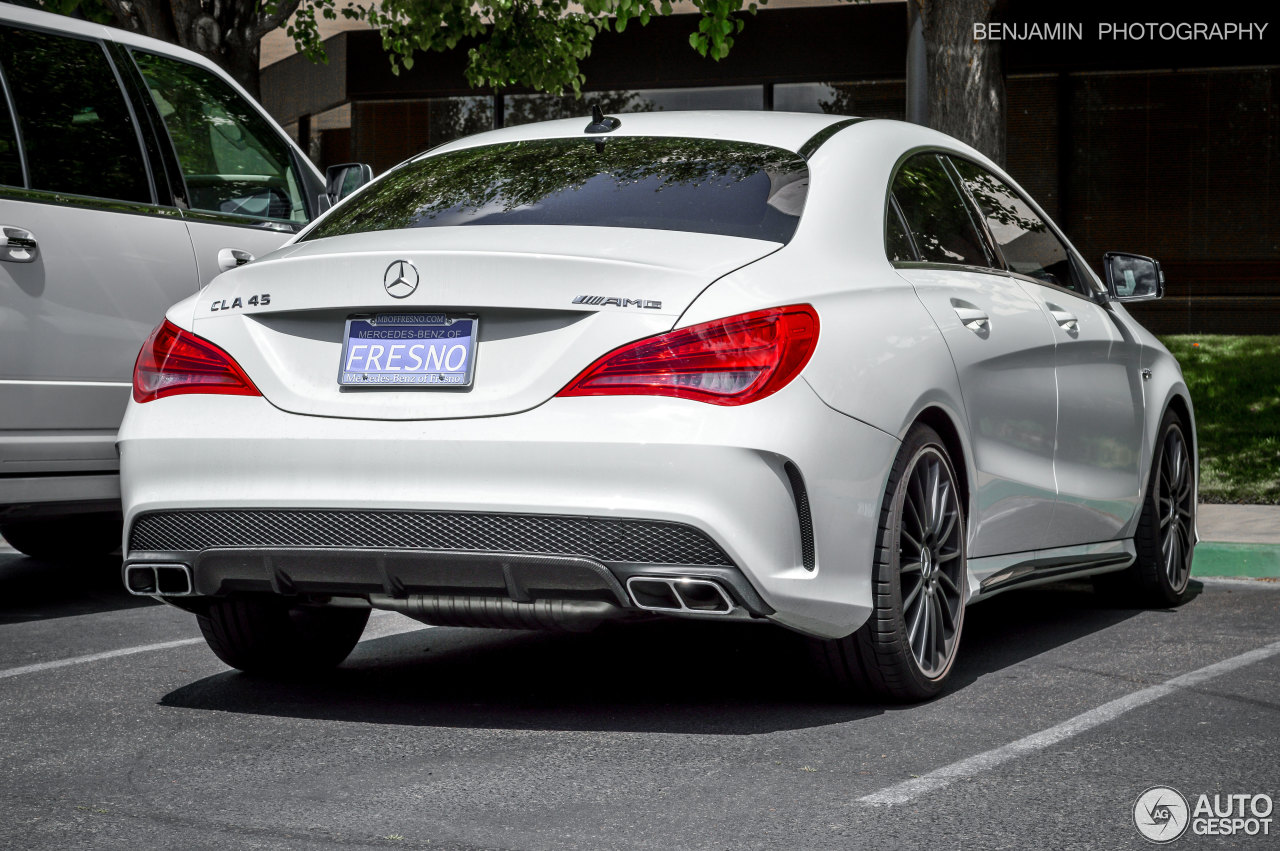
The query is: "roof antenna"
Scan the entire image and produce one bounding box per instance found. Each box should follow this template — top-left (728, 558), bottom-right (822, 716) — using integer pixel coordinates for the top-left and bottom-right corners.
top-left (585, 104), bottom-right (621, 134)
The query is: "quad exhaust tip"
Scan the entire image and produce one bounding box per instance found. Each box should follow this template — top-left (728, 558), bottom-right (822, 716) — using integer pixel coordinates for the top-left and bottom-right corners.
top-left (125, 563), bottom-right (193, 596)
top-left (625, 577), bottom-right (735, 615)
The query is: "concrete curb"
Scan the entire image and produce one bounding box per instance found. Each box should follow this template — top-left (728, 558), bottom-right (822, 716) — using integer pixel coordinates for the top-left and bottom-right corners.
top-left (1192, 542), bottom-right (1280, 579)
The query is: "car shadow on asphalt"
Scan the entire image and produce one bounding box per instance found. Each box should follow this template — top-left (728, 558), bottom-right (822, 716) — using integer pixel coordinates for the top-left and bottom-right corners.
top-left (0, 551), bottom-right (157, 624)
top-left (159, 582), bottom-right (1151, 734)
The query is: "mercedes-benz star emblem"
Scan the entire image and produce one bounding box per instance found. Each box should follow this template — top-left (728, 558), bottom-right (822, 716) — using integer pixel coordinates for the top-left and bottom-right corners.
top-left (383, 260), bottom-right (419, 298)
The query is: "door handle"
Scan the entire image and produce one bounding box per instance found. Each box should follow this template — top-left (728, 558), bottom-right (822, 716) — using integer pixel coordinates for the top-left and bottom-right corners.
top-left (953, 305), bottom-right (990, 333)
top-left (217, 248), bottom-right (254, 272)
top-left (1047, 304), bottom-right (1078, 331)
top-left (1, 225), bottom-right (38, 263)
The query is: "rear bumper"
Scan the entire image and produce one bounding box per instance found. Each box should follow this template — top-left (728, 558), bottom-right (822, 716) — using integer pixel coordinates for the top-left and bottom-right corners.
top-left (119, 381), bottom-right (899, 638)
top-left (0, 472), bottom-right (119, 514)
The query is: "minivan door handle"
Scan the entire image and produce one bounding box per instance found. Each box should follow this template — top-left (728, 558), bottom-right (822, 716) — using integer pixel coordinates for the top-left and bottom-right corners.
top-left (1046, 304), bottom-right (1079, 331)
top-left (952, 305), bottom-right (990, 333)
top-left (1, 225), bottom-right (38, 263)
top-left (217, 248), bottom-right (254, 272)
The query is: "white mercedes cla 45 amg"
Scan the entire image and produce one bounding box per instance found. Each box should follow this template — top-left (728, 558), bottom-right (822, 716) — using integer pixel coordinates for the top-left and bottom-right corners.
top-left (119, 111), bottom-right (1197, 700)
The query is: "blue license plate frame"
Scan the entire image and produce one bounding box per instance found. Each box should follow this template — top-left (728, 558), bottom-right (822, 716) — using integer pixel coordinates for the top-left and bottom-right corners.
top-left (338, 313), bottom-right (478, 388)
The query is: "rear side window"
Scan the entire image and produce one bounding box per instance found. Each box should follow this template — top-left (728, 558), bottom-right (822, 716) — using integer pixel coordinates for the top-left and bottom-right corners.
top-left (890, 153), bottom-right (989, 267)
top-left (949, 158), bottom-right (1082, 293)
top-left (132, 50), bottom-right (307, 223)
top-left (305, 137), bottom-right (809, 244)
top-left (0, 27), bottom-right (150, 203)
top-left (885, 198), bottom-right (916, 262)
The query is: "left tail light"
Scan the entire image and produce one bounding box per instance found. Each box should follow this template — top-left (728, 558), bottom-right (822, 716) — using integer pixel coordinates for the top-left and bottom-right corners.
top-left (133, 319), bottom-right (260, 403)
top-left (557, 304), bottom-right (819, 406)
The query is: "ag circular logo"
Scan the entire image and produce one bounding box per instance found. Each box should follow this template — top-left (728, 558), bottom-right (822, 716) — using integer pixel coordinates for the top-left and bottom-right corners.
top-left (1135, 786), bottom-right (1191, 843)
top-left (383, 259), bottom-right (419, 299)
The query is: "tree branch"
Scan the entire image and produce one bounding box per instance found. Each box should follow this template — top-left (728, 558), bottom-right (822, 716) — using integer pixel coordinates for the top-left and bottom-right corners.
top-left (255, 0), bottom-right (304, 41)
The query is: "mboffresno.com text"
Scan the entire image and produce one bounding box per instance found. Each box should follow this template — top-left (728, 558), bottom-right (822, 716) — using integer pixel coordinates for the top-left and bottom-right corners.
top-left (974, 21), bottom-right (1269, 41)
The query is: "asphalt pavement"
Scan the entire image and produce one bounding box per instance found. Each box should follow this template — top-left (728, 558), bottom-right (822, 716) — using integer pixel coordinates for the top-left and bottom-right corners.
top-left (1, 526), bottom-right (1278, 850)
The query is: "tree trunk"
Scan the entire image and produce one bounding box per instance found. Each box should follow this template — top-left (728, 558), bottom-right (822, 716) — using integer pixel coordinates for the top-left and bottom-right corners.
top-left (101, 0), bottom-right (297, 102)
top-left (918, 0), bottom-right (1006, 166)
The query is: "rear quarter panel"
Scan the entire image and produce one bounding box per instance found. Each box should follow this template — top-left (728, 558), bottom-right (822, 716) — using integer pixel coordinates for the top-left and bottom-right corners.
top-left (680, 121), bottom-right (969, 447)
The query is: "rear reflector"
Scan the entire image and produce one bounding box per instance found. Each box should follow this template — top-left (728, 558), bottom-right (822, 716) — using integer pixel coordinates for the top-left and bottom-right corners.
top-left (557, 305), bottom-right (819, 405)
top-left (133, 319), bottom-right (260, 403)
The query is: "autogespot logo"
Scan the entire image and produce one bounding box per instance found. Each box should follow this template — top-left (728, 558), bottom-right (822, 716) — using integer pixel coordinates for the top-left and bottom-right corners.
top-left (383, 259), bottom-right (419, 299)
top-left (1135, 786), bottom-right (1191, 843)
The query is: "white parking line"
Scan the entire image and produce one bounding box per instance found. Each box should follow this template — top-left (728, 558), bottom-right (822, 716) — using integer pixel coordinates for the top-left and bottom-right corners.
top-left (860, 638), bottom-right (1280, 806)
top-left (0, 637), bottom-right (206, 681)
top-left (0, 611), bottom-right (430, 682)
top-left (359, 611), bottom-right (433, 641)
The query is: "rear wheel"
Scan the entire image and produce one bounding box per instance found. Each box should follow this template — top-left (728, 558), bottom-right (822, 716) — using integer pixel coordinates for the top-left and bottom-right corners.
top-left (1097, 409), bottom-right (1196, 607)
top-left (0, 512), bottom-right (121, 561)
top-left (815, 424), bottom-right (967, 701)
top-left (197, 598), bottom-right (370, 674)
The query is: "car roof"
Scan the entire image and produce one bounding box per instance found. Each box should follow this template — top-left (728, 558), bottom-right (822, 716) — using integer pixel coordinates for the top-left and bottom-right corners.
top-left (419, 111), bottom-right (994, 168)
top-left (421, 110), bottom-right (857, 159)
top-left (2, 2), bottom-right (212, 67)
top-left (0, 1), bottom-right (322, 181)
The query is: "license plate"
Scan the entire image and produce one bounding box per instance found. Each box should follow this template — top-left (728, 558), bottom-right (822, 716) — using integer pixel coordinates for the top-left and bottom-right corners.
top-left (338, 313), bottom-right (478, 387)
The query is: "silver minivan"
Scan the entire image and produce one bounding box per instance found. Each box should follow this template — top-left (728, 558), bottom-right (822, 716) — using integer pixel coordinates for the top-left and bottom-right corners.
top-left (0, 3), bottom-right (328, 559)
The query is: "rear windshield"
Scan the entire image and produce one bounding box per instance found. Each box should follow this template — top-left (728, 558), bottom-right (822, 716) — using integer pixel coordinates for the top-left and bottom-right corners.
top-left (303, 137), bottom-right (809, 244)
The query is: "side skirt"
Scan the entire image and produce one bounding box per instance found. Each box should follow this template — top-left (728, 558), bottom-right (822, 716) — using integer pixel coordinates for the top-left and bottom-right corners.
top-left (967, 539), bottom-right (1137, 602)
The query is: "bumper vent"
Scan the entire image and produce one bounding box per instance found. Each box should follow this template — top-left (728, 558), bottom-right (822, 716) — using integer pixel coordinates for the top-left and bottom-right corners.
top-left (783, 462), bottom-right (816, 570)
top-left (128, 509), bottom-right (732, 566)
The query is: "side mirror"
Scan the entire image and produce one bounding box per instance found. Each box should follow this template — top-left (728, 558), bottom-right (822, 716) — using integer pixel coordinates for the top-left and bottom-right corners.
top-left (1103, 251), bottom-right (1164, 302)
top-left (323, 162), bottom-right (373, 207)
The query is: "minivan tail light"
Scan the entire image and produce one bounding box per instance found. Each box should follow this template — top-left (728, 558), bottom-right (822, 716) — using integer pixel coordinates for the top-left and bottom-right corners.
top-left (133, 319), bottom-right (260, 403)
top-left (557, 305), bottom-right (819, 405)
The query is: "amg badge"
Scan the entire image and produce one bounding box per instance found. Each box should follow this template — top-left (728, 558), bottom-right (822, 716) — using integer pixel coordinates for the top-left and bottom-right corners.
top-left (572, 295), bottom-right (663, 309)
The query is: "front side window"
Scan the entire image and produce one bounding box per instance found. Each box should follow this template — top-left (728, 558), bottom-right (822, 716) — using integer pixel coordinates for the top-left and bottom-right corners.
top-left (0, 27), bottom-right (150, 203)
top-left (305, 137), bottom-right (809, 244)
top-left (950, 158), bottom-right (1082, 293)
top-left (890, 153), bottom-right (989, 267)
top-left (132, 50), bottom-right (306, 223)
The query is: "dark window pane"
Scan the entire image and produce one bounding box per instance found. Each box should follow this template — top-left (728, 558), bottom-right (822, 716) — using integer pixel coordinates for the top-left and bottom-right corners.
top-left (951, 158), bottom-right (1080, 292)
top-left (0, 83), bottom-right (20, 187)
top-left (306, 137), bottom-right (809, 244)
top-left (885, 201), bottom-right (915, 261)
top-left (0, 27), bottom-right (149, 202)
top-left (132, 50), bottom-right (306, 223)
top-left (891, 154), bottom-right (988, 266)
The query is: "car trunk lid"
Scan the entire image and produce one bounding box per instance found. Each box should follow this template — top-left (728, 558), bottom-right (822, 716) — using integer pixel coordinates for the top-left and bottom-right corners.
top-left (189, 226), bottom-right (781, 420)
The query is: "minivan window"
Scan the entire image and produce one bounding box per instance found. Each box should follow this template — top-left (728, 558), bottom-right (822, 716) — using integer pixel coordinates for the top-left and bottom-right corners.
top-left (304, 137), bottom-right (810, 244)
top-left (0, 27), bottom-right (151, 203)
top-left (950, 158), bottom-right (1082, 292)
top-left (131, 50), bottom-right (306, 223)
top-left (890, 153), bottom-right (989, 267)
top-left (0, 80), bottom-right (20, 187)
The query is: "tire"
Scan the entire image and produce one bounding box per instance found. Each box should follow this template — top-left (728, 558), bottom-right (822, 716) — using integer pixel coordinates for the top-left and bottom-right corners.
top-left (0, 512), bottom-right (122, 561)
top-left (815, 424), bottom-right (967, 702)
top-left (197, 597), bottom-right (370, 674)
top-left (1097, 409), bottom-right (1196, 607)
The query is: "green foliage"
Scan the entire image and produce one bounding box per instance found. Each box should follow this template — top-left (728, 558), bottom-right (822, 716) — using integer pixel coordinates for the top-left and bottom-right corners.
top-left (34, 0), bottom-right (113, 24)
top-left (1159, 335), bottom-right (1280, 505)
top-left (294, 0), bottom-right (827, 95)
top-left (41, 0), bottom-right (856, 97)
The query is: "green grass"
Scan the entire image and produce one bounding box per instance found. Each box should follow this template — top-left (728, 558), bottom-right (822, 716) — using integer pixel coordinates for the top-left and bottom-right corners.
top-left (1159, 335), bottom-right (1280, 504)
